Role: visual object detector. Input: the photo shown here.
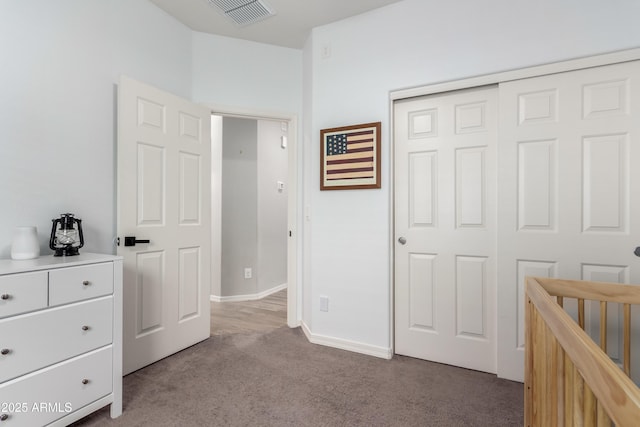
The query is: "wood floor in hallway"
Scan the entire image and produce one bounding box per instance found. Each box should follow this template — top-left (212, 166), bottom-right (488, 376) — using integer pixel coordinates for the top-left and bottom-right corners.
top-left (210, 289), bottom-right (287, 336)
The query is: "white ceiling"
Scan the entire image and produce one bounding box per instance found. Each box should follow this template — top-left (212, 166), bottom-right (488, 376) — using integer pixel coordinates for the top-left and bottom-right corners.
top-left (149, 0), bottom-right (405, 49)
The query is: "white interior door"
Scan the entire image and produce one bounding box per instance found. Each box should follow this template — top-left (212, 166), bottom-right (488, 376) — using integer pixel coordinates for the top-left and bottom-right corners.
top-left (394, 86), bottom-right (498, 374)
top-left (497, 60), bottom-right (640, 382)
top-left (118, 76), bottom-right (211, 375)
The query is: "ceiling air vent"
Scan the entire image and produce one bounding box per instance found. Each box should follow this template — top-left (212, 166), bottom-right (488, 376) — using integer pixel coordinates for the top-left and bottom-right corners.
top-left (208, 0), bottom-right (276, 26)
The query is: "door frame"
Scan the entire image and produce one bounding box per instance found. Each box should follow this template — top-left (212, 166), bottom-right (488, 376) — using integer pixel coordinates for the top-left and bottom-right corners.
top-left (207, 103), bottom-right (300, 328)
top-left (388, 47), bottom-right (640, 371)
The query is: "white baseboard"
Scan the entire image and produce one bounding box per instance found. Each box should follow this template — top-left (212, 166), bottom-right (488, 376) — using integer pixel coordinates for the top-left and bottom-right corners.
top-left (210, 283), bottom-right (287, 303)
top-left (300, 321), bottom-right (392, 360)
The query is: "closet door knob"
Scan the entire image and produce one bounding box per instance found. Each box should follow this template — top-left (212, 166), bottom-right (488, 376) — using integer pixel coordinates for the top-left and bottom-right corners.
top-left (0, 413), bottom-right (8, 421)
top-left (82, 325), bottom-right (90, 331)
top-left (82, 379), bottom-right (90, 385)
top-left (0, 349), bottom-right (10, 355)
top-left (0, 294), bottom-right (9, 300)
top-left (83, 280), bottom-right (90, 286)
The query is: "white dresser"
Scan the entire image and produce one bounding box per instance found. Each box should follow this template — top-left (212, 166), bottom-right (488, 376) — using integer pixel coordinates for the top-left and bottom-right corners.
top-left (0, 253), bottom-right (122, 426)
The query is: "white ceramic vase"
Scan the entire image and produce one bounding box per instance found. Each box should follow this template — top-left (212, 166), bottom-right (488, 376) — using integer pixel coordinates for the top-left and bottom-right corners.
top-left (11, 226), bottom-right (40, 260)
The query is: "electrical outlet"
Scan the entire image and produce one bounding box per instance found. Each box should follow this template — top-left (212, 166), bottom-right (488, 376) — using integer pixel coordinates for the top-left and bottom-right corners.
top-left (320, 296), bottom-right (329, 312)
top-left (244, 268), bottom-right (252, 279)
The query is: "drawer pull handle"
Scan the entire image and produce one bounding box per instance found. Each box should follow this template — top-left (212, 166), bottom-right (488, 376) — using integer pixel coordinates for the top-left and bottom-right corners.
top-left (0, 349), bottom-right (10, 355)
top-left (82, 325), bottom-right (90, 331)
top-left (0, 414), bottom-right (8, 421)
top-left (82, 379), bottom-right (90, 385)
top-left (0, 294), bottom-right (9, 300)
top-left (83, 280), bottom-right (90, 286)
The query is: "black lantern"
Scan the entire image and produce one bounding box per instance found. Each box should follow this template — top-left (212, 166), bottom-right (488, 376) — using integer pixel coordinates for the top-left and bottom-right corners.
top-left (49, 213), bottom-right (84, 256)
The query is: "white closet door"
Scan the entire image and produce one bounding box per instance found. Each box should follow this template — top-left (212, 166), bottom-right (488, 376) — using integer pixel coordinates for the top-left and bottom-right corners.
top-left (497, 61), bottom-right (640, 382)
top-left (394, 86), bottom-right (498, 374)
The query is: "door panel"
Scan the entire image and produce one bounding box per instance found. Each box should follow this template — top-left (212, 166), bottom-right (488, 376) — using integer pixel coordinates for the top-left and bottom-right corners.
top-left (118, 76), bottom-right (211, 375)
top-left (395, 86), bottom-right (498, 374)
top-left (497, 60), bottom-right (640, 382)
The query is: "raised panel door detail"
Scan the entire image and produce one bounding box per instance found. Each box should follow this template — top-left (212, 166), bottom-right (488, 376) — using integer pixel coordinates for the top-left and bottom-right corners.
top-left (179, 111), bottom-right (201, 141)
top-left (583, 79), bottom-right (629, 119)
top-left (179, 152), bottom-right (201, 225)
top-left (137, 143), bottom-right (165, 226)
top-left (516, 260), bottom-right (557, 349)
top-left (455, 102), bottom-right (487, 134)
top-left (518, 89), bottom-right (558, 125)
top-left (518, 140), bottom-right (557, 231)
top-left (178, 247), bottom-right (200, 322)
top-left (408, 253), bottom-right (436, 332)
top-left (137, 97), bottom-right (166, 132)
top-left (409, 152), bottom-right (437, 227)
top-left (136, 251), bottom-right (165, 336)
top-left (582, 134), bottom-right (627, 232)
top-left (396, 85), bottom-right (497, 375)
top-left (456, 147), bottom-right (485, 228)
top-left (409, 109), bottom-right (437, 139)
top-left (456, 256), bottom-right (487, 338)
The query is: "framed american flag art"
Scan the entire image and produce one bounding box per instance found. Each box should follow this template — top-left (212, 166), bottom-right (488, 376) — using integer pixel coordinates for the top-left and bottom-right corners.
top-left (320, 122), bottom-right (381, 190)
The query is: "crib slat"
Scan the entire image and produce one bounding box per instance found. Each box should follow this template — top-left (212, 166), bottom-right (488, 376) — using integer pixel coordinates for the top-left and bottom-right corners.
top-left (578, 298), bottom-right (585, 329)
top-left (596, 401), bottom-right (612, 426)
top-left (624, 303), bottom-right (631, 377)
top-left (584, 385), bottom-right (596, 425)
top-left (538, 314), bottom-right (551, 425)
top-left (599, 301), bottom-right (607, 353)
top-left (563, 351), bottom-right (573, 427)
top-left (525, 298), bottom-right (534, 426)
top-left (557, 345), bottom-right (565, 426)
top-left (573, 366), bottom-right (584, 425)
top-left (548, 329), bottom-right (558, 424)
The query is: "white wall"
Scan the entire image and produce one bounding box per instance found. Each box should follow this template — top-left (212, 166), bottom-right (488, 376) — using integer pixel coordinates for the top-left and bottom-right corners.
top-left (191, 32), bottom-right (303, 115)
top-left (303, 0), bottom-right (640, 351)
top-left (257, 120), bottom-right (288, 294)
top-left (0, 0), bottom-right (193, 257)
top-left (219, 118), bottom-right (288, 298)
top-left (221, 117), bottom-right (258, 296)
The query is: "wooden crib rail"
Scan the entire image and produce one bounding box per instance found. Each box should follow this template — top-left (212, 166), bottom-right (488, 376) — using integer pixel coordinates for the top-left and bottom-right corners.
top-left (532, 277), bottom-right (640, 304)
top-left (525, 277), bottom-right (640, 426)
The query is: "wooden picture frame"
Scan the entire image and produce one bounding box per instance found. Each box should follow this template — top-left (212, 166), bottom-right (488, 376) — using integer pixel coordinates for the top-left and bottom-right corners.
top-left (320, 122), bottom-right (381, 190)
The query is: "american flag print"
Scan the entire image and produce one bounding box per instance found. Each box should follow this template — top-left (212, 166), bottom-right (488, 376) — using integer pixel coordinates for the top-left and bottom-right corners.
top-left (324, 128), bottom-right (375, 181)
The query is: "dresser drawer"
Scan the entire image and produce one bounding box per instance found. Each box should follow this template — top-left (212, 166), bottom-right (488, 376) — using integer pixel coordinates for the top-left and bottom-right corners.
top-left (49, 263), bottom-right (113, 306)
top-left (0, 297), bottom-right (113, 383)
top-left (0, 272), bottom-right (47, 319)
top-left (0, 346), bottom-right (113, 427)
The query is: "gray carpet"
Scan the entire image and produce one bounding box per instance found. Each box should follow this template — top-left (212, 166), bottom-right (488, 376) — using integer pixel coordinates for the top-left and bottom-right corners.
top-left (74, 327), bottom-right (523, 426)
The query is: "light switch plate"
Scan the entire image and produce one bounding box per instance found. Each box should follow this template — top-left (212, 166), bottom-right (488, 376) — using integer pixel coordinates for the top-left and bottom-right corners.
top-left (320, 296), bottom-right (329, 312)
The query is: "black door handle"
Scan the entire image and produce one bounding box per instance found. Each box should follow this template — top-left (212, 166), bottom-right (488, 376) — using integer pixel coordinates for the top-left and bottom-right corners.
top-left (124, 236), bottom-right (150, 247)
top-left (635, 247), bottom-right (640, 257)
